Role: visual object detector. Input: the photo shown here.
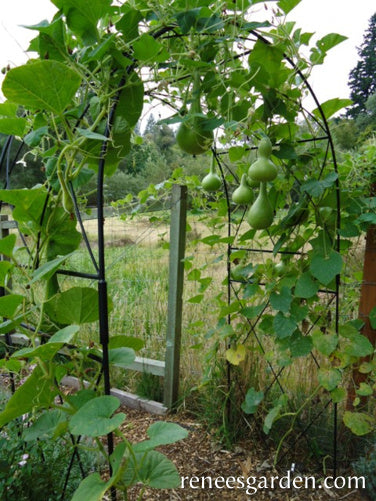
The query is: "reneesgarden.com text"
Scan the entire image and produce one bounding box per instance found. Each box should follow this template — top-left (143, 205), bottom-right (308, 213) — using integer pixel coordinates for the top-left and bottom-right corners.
top-left (181, 471), bottom-right (365, 496)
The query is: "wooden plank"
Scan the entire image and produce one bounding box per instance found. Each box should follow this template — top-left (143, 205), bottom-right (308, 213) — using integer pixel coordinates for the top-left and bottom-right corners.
top-left (128, 356), bottom-right (165, 376)
top-left (0, 219), bottom-right (17, 230)
top-left (60, 376), bottom-right (167, 415)
top-left (164, 185), bottom-right (187, 409)
top-left (111, 388), bottom-right (167, 415)
top-left (1, 334), bottom-right (165, 376)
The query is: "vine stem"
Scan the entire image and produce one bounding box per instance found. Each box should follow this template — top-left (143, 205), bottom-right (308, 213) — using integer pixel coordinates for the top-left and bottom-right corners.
top-left (273, 385), bottom-right (320, 467)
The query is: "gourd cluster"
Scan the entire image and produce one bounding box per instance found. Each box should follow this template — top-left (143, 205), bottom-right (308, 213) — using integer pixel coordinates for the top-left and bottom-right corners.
top-left (199, 137), bottom-right (277, 230)
top-left (243, 136), bottom-right (277, 230)
top-left (174, 75), bottom-right (276, 230)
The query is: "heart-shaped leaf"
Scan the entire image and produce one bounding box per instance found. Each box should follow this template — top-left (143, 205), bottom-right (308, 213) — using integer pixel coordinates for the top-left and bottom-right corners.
top-left (225, 344), bottom-right (246, 365)
top-left (3, 60), bottom-right (81, 114)
top-left (241, 387), bottom-right (264, 414)
top-left (310, 250), bottom-right (343, 286)
top-left (69, 396), bottom-right (125, 437)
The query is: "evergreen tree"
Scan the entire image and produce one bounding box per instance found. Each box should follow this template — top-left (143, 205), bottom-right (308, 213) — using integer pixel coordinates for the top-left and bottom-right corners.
top-left (347, 13), bottom-right (376, 119)
top-left (143, 113), bottom-right (157, 135)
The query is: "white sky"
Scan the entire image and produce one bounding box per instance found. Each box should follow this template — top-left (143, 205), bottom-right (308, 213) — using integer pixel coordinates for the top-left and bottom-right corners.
top-left (0, 0), bottom-right (375, 108)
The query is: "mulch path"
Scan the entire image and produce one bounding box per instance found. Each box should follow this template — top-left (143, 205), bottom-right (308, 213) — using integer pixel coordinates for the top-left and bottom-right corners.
top-left (117, 407), bottom-right (368, 501)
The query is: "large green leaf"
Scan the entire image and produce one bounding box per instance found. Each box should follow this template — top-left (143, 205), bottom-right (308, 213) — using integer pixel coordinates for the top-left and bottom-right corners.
top-left (263, 403), bottom-right (282, 435)
top-left (289, 332), bottom-right (313, 357)
top-left (44, 286), bottom-right (99, 325)
top-left (2, 60), bottom-right (81, 114)
top-left (69, 395), bottom-right (125, 437)
top-left (56, 0), bottom-right (112, 45)
top-left (123, 451), bottom-right (180, 489)
top-left (133, 34), bottom-right (168, 62)
top-left (270, 286), bottom-right (292, 313)
top-left (312, 330), bottom-right (338, 356)
top-left (23, 409), bottom-right (67, 441)
top-left (310, 250), bottom-right (343, 286)
top-left (0, 234), bottom-right (17, 258)
top-left (71, 473), bottom-right (111, 501)
top-left (48, 324), bottom-right (79, 343)
top-left (31, 253), bottom-right (74, 284)
top-left (313, 98), bottom-right (352, 120)
top-left (0, 261), bottom-right (13, 287)
top-left (0, 366), bottom-right (58, 427)
top-left (11, 343), bottom-right (62, 361)
top-left (301, 172), bottom-right (338, 198)
top-left (116, 6), bottom-right (143, 42)
top-left (103, 72), bottom-right (144, 170)
top-left (0, 118), bottom-right (27, 136)
top-left (343, 411), bottom-right (374, 436)
top-left (274, 312), bottom-right (297, 338)
top-left (343, 333), bottom-right (374, 357)
top-left (115, 72), bottom-right (144, 128)
top-left (318, 368), bottom-right (342, 391)
top-left (109, 335), bottom-right (144, 351)
top-left (108, 347), bottom-right (135, 368)
top-left (25, 17), bottom-right (66, 61)
top-left (135, 422), bottom-right (189, 453)
top-left (241, 387), bottom-right (264, 414)
top-left (67, 389), bottom-right (97, 411)
top-left (294, 272), bottom-right (319, 299)
top-left (0, 187), bottom-right (49, 235)
top-left (45, 208), bottom-right (81, 259)
top-left (0, 294), bottom-right (24, 317)
top-left (277, 0), bottom-right (302, 14)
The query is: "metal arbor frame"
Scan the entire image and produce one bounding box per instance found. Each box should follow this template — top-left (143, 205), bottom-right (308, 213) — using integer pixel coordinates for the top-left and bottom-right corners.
top-left (0, 27), bottom-right (341, 497)
top-left (0, 95), bottom-right (124, 499)
top-left (211, 32), bottom-right (341, 475)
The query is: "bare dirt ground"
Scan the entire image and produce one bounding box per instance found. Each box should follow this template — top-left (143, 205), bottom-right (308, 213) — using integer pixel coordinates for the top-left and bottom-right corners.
top-left (120, 407), bottom-right (368, 501)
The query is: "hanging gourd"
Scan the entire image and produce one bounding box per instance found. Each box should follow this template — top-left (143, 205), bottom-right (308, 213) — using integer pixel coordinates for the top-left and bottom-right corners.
top-left (202, 156), bottom-right (221, 192)
top-left (247, 175), bottom-right (260, 188)
top-left (247, 182), bottom-right (274, 229)
top-left (232, 174), bottom-right (254, 205)
top-left (248, 136), bottom-right (277, 182)
top-left (176, 73), bottom-right (214, 155)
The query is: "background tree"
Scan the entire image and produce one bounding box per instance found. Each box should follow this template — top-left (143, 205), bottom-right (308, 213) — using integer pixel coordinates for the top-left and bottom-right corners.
top-left (347, 13), bottom-right (376, 119)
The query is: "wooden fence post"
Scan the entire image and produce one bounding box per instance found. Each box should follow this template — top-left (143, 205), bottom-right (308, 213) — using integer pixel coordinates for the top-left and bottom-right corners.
top-left (164, 184), bottom-right (187, 409)
top-left (347, 182), bottom-right (376, 408)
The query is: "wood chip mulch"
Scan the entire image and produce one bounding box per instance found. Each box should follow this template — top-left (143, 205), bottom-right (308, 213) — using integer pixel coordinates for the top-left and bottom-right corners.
top-left (115, 407), bottom-right (368, 501)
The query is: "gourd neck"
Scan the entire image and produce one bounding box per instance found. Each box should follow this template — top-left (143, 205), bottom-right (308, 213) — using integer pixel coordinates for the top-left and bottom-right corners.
top-left (210, 156), bottom-right (216, 175)
top-left (191, 73), bottom-right (202, 114)
top-left (259, 182), bottom-right (267, 198)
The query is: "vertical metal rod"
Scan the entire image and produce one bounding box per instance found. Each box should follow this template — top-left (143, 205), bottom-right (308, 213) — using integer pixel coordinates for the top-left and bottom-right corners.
top-left (0, 215), bottom-right (15, 394)
top-left (214, 150), bottom-right (233, 429)
top-left (96, 78), bottom-right (126, 501)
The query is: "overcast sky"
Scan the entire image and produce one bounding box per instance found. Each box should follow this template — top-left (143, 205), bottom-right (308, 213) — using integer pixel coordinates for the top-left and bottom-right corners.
top-left (0, 0), bottom-right (375, 108)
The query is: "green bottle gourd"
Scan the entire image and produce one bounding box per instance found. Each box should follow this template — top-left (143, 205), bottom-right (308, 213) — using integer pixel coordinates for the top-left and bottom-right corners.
top-left (248, 136), bottom-right (277, 183)
top-left (202, 158), bottom-right (221, 192)
top-left (247, 182), bottom-right (274, 229)
top-left (232, 174), bottom-right (254, 205)
top-left (176, 73), bottom-right (213, 155)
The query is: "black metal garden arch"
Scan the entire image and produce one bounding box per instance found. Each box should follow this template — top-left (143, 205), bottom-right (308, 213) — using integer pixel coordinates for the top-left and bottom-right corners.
top-left (0, 25), bottom-right (343, 500)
